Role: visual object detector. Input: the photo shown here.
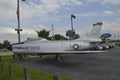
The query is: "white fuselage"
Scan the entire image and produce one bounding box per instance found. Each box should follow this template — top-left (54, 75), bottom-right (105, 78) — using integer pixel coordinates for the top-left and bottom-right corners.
top-left (12, 39), bottom-right (97, 54)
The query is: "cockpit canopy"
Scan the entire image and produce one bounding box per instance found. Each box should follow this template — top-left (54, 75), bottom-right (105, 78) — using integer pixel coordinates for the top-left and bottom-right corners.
top-left (25, 37), bottom-right (48, 42)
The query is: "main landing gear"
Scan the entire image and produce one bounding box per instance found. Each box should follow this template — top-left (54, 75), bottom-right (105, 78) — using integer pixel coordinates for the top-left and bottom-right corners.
top-left (55, 54), bottom-right (62, 61)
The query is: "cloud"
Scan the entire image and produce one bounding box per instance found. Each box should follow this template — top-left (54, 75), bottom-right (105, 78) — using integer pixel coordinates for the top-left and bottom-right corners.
top-left (76, 12), bottom-right (99, 17)
top-left (19, 0), bottom-right (82, 19)
top-left (101, 10), bottom-right (114, 16)
top-left (86, 0), bottom-right (120, 5)
top-left (40, 0), bottom-right (82, 7)
top-left (86, 0), bottom-right (100, 3)
top-left (102, 0), bottom-right (120, 4)
top-left (0, 0), bottom-right (17, 20)
top-left (0, 0), bottom-right (16, 10)
top-left (102, 21), bottom-right (120, 33)
top-left (101, 21), bottom-right (120, 39)
top-left (76, 10), bottom-right (115, 17)
top-left (0, 27), bottom-right (36, 35)
top-left (0, 0), bottom-right (82, 20)
top-left (0, 27), bottom-right (37, 43)
top-left (0, 27), bottom-right (16, 34)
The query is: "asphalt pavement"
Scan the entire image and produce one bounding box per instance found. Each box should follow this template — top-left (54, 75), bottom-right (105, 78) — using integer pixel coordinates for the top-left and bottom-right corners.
top-left (17, 47), bottom-right (120, 80)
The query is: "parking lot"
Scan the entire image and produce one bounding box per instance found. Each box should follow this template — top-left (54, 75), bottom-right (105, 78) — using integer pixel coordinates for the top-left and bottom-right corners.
top-left (18, 47), bottom-right (120, 80)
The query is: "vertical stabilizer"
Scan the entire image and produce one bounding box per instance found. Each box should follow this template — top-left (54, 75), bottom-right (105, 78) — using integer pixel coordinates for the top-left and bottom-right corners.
top-left (87, 22), bottom-right (103, 39)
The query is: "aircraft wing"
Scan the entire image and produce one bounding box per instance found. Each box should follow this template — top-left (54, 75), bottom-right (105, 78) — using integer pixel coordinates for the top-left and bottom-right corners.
top-left (64, 50), bottom-right (105, 54)
top-left (37, 50), bottom-right (105, 54)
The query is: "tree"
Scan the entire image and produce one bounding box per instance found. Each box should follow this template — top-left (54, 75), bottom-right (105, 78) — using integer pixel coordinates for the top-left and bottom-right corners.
top-left (3, 40), bottom-right (11, 48)
top-left (53, 34), bottom-right (68, 40)
top-left (0, 40), bottom-right (11, 49)
top-left (36, 29), bottom-right (51, 40)
top-left (74, 34), bottom-right (80, 39)
top-left (0, 43), bottom-right (2, 49)
top-left (36, 29), bottom-right (68, 40)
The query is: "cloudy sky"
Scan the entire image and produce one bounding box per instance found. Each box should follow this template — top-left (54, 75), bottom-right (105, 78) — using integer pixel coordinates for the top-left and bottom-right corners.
top-left (0, 0), bottom-right (120, 43)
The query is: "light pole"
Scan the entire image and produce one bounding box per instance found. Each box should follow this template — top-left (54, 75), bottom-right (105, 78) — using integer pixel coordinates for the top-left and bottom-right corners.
top-left (50, 24), bottom-right (55, 40)
top-left (71, 14), bottom-right (76, 39)
top-left (15, 0), bottom-right (25, 43)
top-left (52, 24), bottom-right (54, 38)
top-left (15, 0), bottom-right (25, 61)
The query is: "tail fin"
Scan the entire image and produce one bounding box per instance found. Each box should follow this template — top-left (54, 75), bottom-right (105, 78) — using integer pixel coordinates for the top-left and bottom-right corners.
top-left (86, 22), bottom-right (103, 39)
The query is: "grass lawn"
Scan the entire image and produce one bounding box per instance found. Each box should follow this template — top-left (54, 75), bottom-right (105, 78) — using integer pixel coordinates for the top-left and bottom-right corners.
top-left (0, 55), bottom-right (74, 80)
top-left (0, 50), bottom-right (11, 52)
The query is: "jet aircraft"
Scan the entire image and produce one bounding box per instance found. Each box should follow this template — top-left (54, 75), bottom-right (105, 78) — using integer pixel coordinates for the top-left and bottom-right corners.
top-left (7, 22), bottom-right (103, 60)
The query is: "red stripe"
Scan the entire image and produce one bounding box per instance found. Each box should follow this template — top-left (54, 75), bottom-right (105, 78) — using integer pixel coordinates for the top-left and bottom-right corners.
top-left (96, 22), bottom-right (103, 25)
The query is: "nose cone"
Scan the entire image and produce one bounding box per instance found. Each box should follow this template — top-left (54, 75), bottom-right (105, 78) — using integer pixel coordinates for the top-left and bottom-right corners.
top-left (6, 44), bottom-right (12, 50)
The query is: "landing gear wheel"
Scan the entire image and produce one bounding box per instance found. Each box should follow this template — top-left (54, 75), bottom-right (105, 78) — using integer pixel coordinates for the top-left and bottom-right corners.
top-left (55, 54), bottom-right (62, 61)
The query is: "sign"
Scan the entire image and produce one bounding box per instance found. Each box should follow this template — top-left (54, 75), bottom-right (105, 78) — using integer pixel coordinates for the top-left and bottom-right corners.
top-left (66, 30), bottom-right (75, 36)
top-left (101, 33), bottom-right (111, 38)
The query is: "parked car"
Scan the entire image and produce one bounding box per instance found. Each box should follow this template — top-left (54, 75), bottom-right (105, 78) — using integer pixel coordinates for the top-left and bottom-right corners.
top-left (97, 44), bottom-right (109, 50)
